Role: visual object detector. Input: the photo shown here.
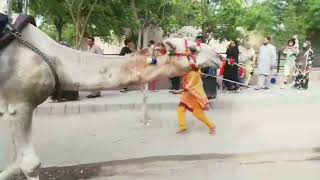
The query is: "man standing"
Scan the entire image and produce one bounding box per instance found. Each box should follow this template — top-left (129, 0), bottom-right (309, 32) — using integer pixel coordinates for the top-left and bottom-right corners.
top-left (242, 45), bottom-right (256, 86)
top-left (119, 39), bottom-right (133, 56)
top-left (148, 40), bottom-right (155, 48)
top-left (87, 37), bottom-right (103, 98)
top-left (148, 40), bottom-right (159, 92)
top-left (119, 39), bottom-right (135, 93)
top-left (255, 36), bottom-right (277, 90)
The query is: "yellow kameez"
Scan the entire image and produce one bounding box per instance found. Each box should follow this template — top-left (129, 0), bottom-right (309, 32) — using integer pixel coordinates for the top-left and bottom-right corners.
top-left (177, 69), bottom-right (216, 131)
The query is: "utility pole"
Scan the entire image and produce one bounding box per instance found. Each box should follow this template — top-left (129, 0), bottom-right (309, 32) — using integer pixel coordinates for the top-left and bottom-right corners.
top-left (23, 0), bottom-right (28, 14)
top-left (7, 0), bottom-right (13, 21)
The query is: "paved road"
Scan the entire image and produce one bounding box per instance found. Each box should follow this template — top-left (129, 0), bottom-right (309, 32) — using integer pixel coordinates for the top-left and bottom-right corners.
top-left (90, 159), bottom-right (320, 180)
top-left (1, 82), bottom-right (320, 174)
top-left (89, 151), bottom-right (320, 180)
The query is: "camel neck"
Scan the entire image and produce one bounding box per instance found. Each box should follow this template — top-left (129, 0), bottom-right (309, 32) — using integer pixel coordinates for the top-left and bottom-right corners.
top-left (21, 25), bottom-right (139, 91)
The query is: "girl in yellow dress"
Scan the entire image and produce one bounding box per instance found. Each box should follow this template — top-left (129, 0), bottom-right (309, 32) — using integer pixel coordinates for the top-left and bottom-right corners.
top-left (176, 64), bottom-right (216, 135)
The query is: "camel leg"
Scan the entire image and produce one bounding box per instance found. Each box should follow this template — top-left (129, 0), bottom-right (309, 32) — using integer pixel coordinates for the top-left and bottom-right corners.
top-left (0, 149), bottom-right (20, 180)
top-left (0, 101), bottom-right (20, 179)
top-left (1, 103), bottom-right (40, 180)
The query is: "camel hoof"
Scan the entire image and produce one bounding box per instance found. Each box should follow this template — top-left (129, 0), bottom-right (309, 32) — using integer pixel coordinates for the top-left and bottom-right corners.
top-left (0, 164), bottom-right (21, 180)
top-left (19, 154), bottom-right (41, 180)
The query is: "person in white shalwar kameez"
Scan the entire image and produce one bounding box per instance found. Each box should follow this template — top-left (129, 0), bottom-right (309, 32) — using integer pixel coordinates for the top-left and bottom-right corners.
top-left (255, 36), bottom-right (277, 90)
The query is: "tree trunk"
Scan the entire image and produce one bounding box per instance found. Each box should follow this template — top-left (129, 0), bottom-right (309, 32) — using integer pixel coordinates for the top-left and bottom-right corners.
top-left (57, 28), bottom-right (62, 42)
top-left (65, 0), bottom-right (97, 49)
top-left (142, 25), bottom-right (151, 48)
top-left (130, 0), bottom-right (141, 48)
top-left (75, 22), bottom-right (83, 49)
top-left (54, 17), bottom-right (65, 42)
top-left (130, 0), bottom-right (138, 20)
top-left (137, 28), bottom-right (142, 49)
top-left (201, 24), bottom-right (208, 43)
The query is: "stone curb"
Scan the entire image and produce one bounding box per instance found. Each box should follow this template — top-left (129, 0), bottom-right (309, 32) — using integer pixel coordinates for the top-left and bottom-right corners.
top-left (34, 102), bottom-right (180, 116)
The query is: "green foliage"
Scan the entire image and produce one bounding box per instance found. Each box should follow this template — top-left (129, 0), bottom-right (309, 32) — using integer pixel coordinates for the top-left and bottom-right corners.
top-left (274, 3), bottom-right (307, 47)
top-left (213, 0), bottom-right (246, 41)
top-left (29, 0), bottom-right (71, 42)
top-left (306, 0), bottom-right (320, 31)
top-left (239, 2), bottom-right (276, 33)
top-left (12, 0), bottom-right (23, 13)
top-left (87, 0), bottom-right (134, 42)
top-left (38, 22), bottom-right (57, 39)
top-left (28, 0), bottom-right (320, 48)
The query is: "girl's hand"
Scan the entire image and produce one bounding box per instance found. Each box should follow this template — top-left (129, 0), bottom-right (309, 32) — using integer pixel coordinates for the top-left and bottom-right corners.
top-left (204, 104), bottom-right (210, 111)
top-left (176, 89), bottom-right (184, 94)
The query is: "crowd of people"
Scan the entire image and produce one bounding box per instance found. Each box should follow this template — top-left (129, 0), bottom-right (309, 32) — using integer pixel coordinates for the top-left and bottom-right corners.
top-left (47, 33), bottom-right (315, 135)
top-left (51, 34), bottom-right (315, 106)
top-left (217, 35), bottom-right (314, 92)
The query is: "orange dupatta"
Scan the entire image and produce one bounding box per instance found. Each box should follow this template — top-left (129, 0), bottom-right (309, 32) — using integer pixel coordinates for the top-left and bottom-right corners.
top-left (180, 69), bottom-right (209, 110)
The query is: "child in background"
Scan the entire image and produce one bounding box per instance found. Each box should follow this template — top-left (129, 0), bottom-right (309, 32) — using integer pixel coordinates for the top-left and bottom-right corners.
top-left (281, 38), bottom-right (299, 89)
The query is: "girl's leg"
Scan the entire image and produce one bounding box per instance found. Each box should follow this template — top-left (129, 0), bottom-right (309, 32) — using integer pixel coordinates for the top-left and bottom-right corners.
top-left (177, 106), bottom-right (188, 133)
top-left (192, 109), bottom-right (216, 134)
top-left (281, 75), bottom-right (288, 89)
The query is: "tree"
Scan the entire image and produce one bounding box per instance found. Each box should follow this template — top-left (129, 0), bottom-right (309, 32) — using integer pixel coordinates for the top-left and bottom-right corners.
top-left (86, 0), bottom-right (135, 43)
top-left (12, 0), bottom-right (23, 13)
top-left (276, 3), bottom-right (307, 47)
top-left (172, 0), bottom-right (249, 42)
top-left (64, 0), bottom-right (98, 49)
top-left (124, 0), bottom-right (199, 48)
top-left (30, 0), bottom-right (71, 42)
top-left (239, 2), bottom-right (276, 32)
top-left (305, 0), bottom-right (320, 35)
top-left (212, 0), bottom-right (247, 41)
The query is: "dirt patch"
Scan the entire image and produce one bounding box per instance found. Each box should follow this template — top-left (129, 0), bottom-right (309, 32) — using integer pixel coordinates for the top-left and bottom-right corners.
top-left (6, 153), bottom-right (230, 180)
top-left (8, 165), bottom-right (100, 180)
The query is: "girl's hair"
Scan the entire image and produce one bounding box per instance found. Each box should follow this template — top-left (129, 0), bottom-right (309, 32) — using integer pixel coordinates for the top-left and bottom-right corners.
top-left (288, 38), bottom-right (296, 46)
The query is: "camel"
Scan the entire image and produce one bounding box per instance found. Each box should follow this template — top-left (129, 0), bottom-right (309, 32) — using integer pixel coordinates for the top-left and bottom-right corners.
top-left (0, 18), bottom-right (221, 179)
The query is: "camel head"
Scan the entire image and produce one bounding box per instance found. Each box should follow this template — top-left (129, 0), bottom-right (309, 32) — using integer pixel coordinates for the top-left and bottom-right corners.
top-left (122, 46), bottom-right (187, 84)
top-left (163, 38), bottom-right (221, 69)
top-left (121, 38), bottom-right (222, 84)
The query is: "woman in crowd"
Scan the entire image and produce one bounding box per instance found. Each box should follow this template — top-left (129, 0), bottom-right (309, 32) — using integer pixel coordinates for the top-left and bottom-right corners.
top-left (281, 38), bottom-right (299, 89)
top-left (223, 41), bottom-right (240, 91)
